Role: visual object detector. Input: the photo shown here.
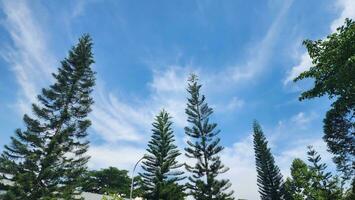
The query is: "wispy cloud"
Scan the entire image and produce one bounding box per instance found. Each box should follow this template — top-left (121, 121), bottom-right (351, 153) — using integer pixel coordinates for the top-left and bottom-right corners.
top-left (88, 144), bottom-right (146, 170)
top-left (224, 0), bottom-right (293, 84)
top-left (0, 0), bottom-right (55, 114)
top-left (290, 111), bottom-right (318, 129)
top-left (91, 86), bottom-right (151, 142)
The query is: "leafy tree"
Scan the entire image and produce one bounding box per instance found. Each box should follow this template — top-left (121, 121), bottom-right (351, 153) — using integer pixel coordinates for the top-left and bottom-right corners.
top-left (0, 35), bottom-right (95, 199)
top-left (139, 110), bottom-right (185, 200)
top-left (82, 167), bottom-right (131, 196)
top-left (294, 18), bottom-right (354, 181)
top-left (253, 121), bottom-right (284, 200)
top-left (283, 159), bottom-right (313, 200)
top-left (184, 74), bottom-right (234, 200)
top-left (284, 147), bottom-right (343, 200)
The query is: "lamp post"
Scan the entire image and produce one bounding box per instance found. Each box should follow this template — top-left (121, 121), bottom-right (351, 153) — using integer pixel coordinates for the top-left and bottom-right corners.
top-left (129, 155), bottom-right (146, 200)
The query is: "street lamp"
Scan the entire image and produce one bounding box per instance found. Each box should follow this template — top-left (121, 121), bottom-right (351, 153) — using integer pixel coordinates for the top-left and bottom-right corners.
top-left (129, 155), bottom-right (147, 200)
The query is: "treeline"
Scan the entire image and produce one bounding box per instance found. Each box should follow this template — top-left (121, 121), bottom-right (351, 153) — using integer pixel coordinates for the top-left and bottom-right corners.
top-left (0, 19), bottom-right (354, 200)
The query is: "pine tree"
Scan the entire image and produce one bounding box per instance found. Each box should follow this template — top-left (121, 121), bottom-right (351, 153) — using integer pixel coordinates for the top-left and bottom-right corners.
top-left (306, 146), bottom-right (342, 199)
top-left (140, 110), bottom-right (185, 200)
top-left (0, 35), bottom-right (95, 200)
top-left (184, 74), bottom-right (234, 200)
top-left (253, 121), bottom-right (284, 200)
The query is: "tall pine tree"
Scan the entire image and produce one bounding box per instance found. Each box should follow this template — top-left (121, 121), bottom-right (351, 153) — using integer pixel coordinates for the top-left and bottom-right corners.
top-left (184, 74), bottom-right (233, 200)
top-left (0, 35), bottom-right (95, 200)
top-left (253, 121), bottom-right (284, 200)
top-left (140, 110), bottom-right (185, 200)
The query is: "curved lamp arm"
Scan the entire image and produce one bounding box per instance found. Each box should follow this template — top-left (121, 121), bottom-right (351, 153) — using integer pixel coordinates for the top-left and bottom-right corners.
top-left (129, 155), bottom-right (147, 200)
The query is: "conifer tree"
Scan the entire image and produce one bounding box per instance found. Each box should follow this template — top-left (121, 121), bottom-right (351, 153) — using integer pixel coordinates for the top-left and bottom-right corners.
top-left (306, 146), bottom-right (342, 199)
top-left (253, 121), bottom-right (284, 200)
top-left (140, 110), bottom-right (185, 200)
top-left (184, 74), bottom-right (234, 200)
top-left (0, 35), bottom-right (95, 200)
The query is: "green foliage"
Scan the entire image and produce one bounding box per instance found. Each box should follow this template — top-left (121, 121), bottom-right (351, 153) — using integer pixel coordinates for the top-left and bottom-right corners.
top-left (0, 35), bottom-right (95, 199)
top-left (184, 74), bottom-right (234, 200)
top-left (253, 121), bottom-right (284, 200)
top-left (82, 167), bottom-right (131, 196)
top-left (284, 147), bottom-right (343, 200)
top-left (140, 110), bottom-right (185, 200)
top-left (306, 146), bottom-right (343, 199)
top-left (131, 175), bottom-right (146, 198)
top-left (294, 18), bottom-right (354, 181)
top-left (101, 193), bottom-right (124, 200)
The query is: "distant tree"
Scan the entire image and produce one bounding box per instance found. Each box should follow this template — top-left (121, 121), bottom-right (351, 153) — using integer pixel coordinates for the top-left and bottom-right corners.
top-left (184, 74), bottom-right (234, 200)
top-left (253, 121), bottom-right (284, 200)
top-left (294, 18), bottom-right (354, 182)
top-left (139, 110), bottom-right (185, 200)
top-left (82, 167), bottom-right (131, 196)
top-left (0, 35), bottom-right (95, 199)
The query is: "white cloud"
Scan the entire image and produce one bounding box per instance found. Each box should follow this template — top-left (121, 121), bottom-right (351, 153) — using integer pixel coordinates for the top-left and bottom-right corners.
top-left (290, 111), bottom-right (318, 129)
top-left (284, 53), bottom-right (312, 85)
top-left (331, 0), bottom-right (355, 32)
top-left (150, 67), bottom-right (187, 93)
top-left (214, 96), bottom-right (245, 113)
top-left (88, 144), bottom-right (146, 170)
top-left (221, 135), bottom-right (259, 200)
top-left (226, 97), bottom-right (245, 111)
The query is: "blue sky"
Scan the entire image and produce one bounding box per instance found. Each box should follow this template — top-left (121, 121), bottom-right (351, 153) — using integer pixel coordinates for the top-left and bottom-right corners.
top-left (0, 0), bottom-right (354, 199)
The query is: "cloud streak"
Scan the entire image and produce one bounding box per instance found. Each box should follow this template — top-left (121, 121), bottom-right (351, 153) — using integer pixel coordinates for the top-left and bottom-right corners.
top-left (0, 0), bottom-right (55, 114)
top-left (225, 0), bottom-right (294, 84)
